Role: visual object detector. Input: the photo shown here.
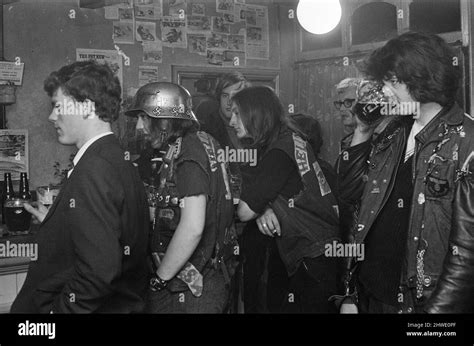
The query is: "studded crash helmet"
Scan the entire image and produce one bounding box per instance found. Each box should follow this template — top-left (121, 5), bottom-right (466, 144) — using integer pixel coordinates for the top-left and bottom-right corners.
top-left (125, 82), bottom-right (198, 122)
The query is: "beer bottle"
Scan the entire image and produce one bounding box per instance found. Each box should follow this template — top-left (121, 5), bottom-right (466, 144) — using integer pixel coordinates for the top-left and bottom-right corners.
top-left (2, 173), bottom-right (14, 224)
top-left (19, 172), bottom-right (31, 201)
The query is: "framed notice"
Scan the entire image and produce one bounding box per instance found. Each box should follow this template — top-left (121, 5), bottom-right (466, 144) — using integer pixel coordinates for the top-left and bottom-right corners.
top-left (0, 61), bottom-right (25, 86)
top-left (0, 129), bottom-right (28, 181)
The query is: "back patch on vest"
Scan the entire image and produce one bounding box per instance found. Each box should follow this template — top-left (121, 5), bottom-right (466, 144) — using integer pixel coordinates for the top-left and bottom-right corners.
top-left (313, 160), bottom-right (332, 196)
top-left (293, 133), bottom-right (310, 176)
top-left (197, 131), bottom-right (218, 172)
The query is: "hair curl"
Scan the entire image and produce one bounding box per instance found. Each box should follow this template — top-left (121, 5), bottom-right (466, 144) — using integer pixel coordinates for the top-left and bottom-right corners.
top-left (44, 60), bottom-right (122, 122)
top-left (361, 31), bottom-right (460, 106)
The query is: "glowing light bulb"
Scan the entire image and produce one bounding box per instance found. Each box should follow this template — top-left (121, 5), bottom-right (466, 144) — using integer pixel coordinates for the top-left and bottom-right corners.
top-left (297, 0), bottom-right (342, 35)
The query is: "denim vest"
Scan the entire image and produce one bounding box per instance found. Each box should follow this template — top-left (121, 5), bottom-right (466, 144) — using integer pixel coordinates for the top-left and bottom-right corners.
top-left (151, 131), bottom-right (236, 292)
top-left (269, 131), bottom-right (341, 276)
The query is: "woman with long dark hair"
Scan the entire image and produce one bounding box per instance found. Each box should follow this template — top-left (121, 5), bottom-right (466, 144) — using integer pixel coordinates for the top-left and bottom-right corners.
top-left (231, 86), bottom-right (341, 313)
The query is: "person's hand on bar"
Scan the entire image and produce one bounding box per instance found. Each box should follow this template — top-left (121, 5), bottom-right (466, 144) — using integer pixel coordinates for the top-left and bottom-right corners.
top-left (24, 201), bottom-right (49, 224)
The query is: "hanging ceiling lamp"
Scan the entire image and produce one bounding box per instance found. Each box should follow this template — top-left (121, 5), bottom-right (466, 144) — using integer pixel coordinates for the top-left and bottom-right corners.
top-left (296, 0), bottom-right (342, 35)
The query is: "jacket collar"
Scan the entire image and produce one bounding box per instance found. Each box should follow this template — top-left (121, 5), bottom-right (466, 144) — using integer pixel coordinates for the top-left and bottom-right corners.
top-left (41, 134), bottom-right (116, 226)
top-left (415, 102), bottom-right (463, 144)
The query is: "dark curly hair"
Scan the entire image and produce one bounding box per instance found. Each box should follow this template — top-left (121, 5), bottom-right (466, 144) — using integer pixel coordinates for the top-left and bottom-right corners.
top-left (361, 31), bottom-right (460, 107)
top-left (44, 61), bottom-right (122, 123)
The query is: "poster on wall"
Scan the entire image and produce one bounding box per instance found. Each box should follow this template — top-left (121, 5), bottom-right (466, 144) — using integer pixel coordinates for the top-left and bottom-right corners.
top-left (138, 66), bottom-right (159, 87)
top-left (216, 0), bottom-right (234, 14)
top-left (136, 21), bottom-right (159, 42)
top-left (118, 7), bottom-right (134, 21)
top-left (207, 49), bottom-right (225, 66)
top-left (237, 4), bottom-right (254, 23)
top-left (188, 34), bottom-right (207, 55)
top-left (254, 5), bottom-right (268, 27)
top-left (161, 17), bottom-right (187, 48)
top-left (76, 48), bottom-right (124, 96)
top-left (223, 13), bottom-right (234, 24)
top-left (112, 21), bottom-right (135, 44)
top-left (0, 61), bottom-right (25, 86)
top-left (135, 5), bottom-right (160, 20)
top-left (191, 3), bottom-right (205, 16)
top-left (207, 33), bottom-right (228, 50)
top-left (222, 50), bottom-right (245, 67)
top-left (143, 41), bottom-right (163, 63)
top-left (246, 26), bottom-right (268, 59)
top-left (227, 34), bottom-right (245, 51)
top-left (245, 5), bottom-right (269, 60)
top-left (0, 129), bottom-right (28, 181)
top-left (187, 15), bottom-right (211, 33)
top-left (105, 5), bottom-right (120, 20)
top-left (167, 0), bottom-right (186, 17)
top-left (211, 16), bottom-right (230, 34)
top-left (133, 0), bottom-right (162, 16)
top-left (232, 0), bottom-right (246, 23)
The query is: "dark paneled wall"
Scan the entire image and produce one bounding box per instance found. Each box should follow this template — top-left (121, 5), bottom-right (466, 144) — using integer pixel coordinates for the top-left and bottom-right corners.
top-left (295, 58), bottom-right (361, 164)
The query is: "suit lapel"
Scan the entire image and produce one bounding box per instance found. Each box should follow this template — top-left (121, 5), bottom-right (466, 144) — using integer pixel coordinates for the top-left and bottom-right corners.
top-left (40, 135), bottom-right (116, 226)
top-left (41, 177), bottom-right (71, 226)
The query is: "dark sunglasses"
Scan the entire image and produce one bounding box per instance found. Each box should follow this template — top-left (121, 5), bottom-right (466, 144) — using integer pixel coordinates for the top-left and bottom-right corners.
top-left (334, 98), bottom-right (356, 110)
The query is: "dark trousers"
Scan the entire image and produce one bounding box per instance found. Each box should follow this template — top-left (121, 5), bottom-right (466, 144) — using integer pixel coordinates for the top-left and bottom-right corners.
top-left (357, 283), bottom-right (399, 314)
top-left (241, 223), bottom-right (288, 313)
top-left (266, 241), bottom-right (289, 313)
top-left (241, 223), bottom-right (268, 313)
top-left (242, 224), bottom-right (340, 313)
top-left (357, 282), bottom-right (426, 314)
top-left (280, 256), bottom-right (340, 313)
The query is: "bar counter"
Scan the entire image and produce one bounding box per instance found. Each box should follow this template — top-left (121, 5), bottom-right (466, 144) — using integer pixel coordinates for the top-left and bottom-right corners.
top-left (0, 224), bottom-right (38, 313)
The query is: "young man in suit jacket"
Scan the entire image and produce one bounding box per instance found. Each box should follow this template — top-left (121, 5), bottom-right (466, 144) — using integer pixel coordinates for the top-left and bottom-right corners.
top-left (10, 61), bottom-right (150, 313)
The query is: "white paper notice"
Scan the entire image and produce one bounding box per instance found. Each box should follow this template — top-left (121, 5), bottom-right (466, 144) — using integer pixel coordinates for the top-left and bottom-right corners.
top-left (143, 41), bottom-right (163, 63)
top-left (105, 5), bottom-right (120, 20)
top-left (136, 21), bottom-right (159, 42)
top-left (162, 17), bottom-right (187, 48)
top-left (76, 48), bottom-right (124, 95)
top-left (0, 62), bottom-right (25, 86)
top-left (138, 65), bottom-right (159, 87)
top-left (245, 5), bottom-right (269, 60)
top-left (113, 21), bottom-right (135, 44)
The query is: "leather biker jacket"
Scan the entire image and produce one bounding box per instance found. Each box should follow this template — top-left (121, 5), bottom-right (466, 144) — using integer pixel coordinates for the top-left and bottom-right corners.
top-left (336, 103), bottom-right (474, 313)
